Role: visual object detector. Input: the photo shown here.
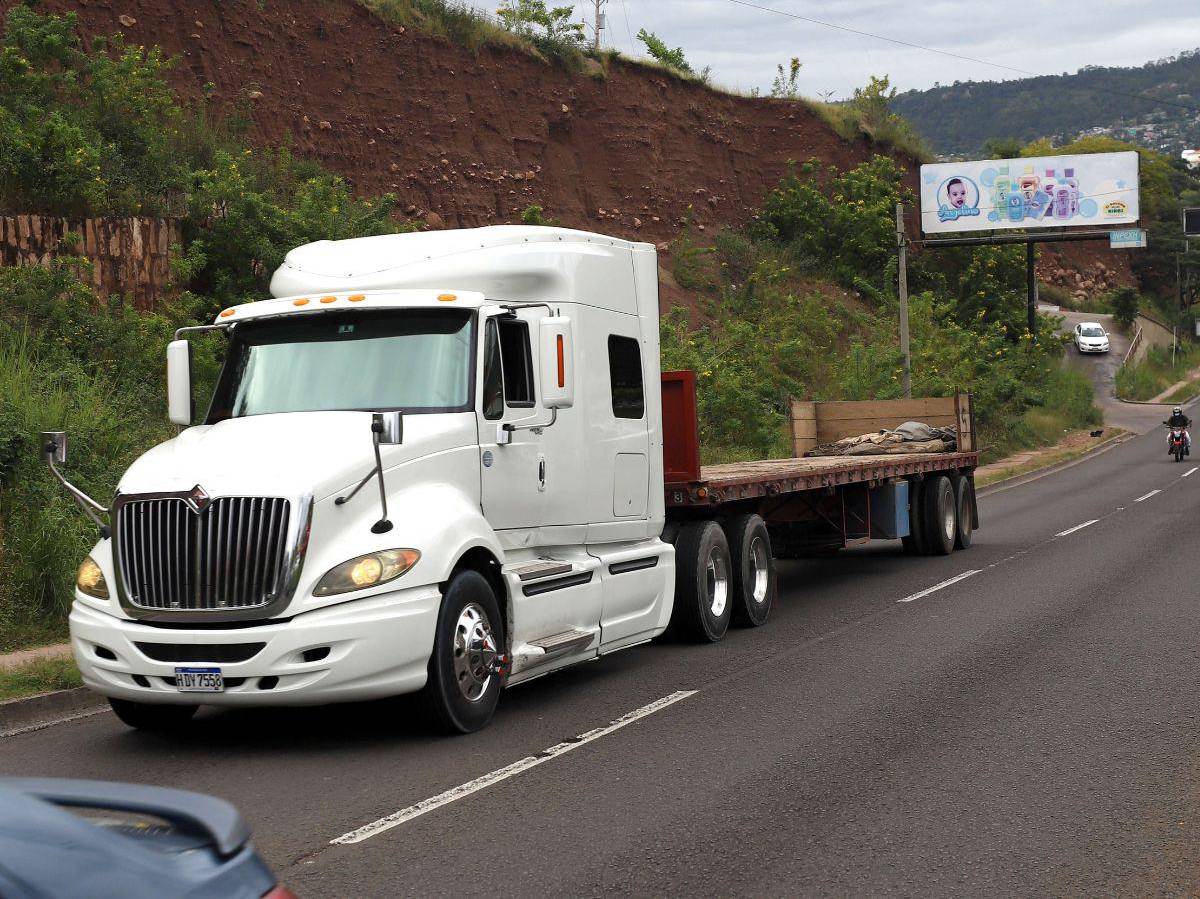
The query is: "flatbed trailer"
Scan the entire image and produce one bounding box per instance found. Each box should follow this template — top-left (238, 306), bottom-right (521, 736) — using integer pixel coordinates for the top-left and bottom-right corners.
top-left (656, 371), bottom-right (980, 639)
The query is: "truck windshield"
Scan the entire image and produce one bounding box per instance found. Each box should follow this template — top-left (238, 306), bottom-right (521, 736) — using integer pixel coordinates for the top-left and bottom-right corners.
top-left (207, 309), bottom-right (475, 420)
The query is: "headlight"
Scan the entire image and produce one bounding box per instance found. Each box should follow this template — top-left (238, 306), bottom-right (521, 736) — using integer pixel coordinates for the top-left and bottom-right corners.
top-left (76, 557), bottom-right (109, 599)
top-left (314, 549), bottom-right (421, 597)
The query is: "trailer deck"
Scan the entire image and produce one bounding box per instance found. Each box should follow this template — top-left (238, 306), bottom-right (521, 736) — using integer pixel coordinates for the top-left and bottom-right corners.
top-left (666, 451), bottom-right (980, 507)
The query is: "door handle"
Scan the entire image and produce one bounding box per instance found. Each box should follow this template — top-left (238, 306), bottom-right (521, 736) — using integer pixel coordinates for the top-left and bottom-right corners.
top-left (538, 455), bottom-right (546, 492)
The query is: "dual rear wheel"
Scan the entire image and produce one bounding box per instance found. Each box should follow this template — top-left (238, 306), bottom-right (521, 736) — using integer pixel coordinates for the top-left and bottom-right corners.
top-left (670, 514), bottom-right (777, 643)
top-left (904, 473), bottom-right (974, 556)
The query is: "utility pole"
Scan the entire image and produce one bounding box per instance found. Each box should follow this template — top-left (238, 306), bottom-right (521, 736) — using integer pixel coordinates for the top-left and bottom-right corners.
top-left (592, 0), bottom-right (608, 52)
top-left (896, 202), bottom-right (912, 399)
top-left (1026, 241), bottom-right (1036, 341)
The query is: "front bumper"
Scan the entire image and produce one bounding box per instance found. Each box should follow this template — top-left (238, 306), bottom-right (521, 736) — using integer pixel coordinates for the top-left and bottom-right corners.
top-left (1077, 343), bottom-right (1109, 353)
top-left (69, 584), bottom-right (441, 706)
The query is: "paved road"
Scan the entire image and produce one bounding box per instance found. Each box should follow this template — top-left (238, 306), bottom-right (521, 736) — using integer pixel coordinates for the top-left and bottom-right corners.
top-left (4, 427), bottom-right (1200, 896)
top-left (1047, 306), bottom-right (1173, 434)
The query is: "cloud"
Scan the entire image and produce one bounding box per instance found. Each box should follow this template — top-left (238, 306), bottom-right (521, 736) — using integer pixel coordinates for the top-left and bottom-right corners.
top-left (464, 0), bottom-right (1200, 99)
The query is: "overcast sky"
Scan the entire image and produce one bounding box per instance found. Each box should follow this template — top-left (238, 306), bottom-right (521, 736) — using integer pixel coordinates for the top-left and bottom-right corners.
top-left (467, 1), bottom-right (1200, 98)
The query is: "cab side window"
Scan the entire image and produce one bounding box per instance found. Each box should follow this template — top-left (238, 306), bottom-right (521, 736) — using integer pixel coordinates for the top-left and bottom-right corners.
top-left (482, 319), bottom-right (504, 420)
top-left (608, 335), bottom-right (644, 419)
top-left (497, 318), bottom-right (534, 408)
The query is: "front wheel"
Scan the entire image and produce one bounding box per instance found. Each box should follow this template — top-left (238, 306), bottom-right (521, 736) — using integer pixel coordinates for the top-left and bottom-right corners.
top-left (423, 571), bottom-right (504, 734)
top-left (1176, 445), bottom-right (1185, 462)
top-left (108, 698), bottom-right (197, 731)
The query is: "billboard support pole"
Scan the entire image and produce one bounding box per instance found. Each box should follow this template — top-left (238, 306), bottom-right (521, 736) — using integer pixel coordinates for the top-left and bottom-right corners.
top-left (896, 202), bottom-right (912, 399)
top-left (1026, 241), bottom-right (1037, 341)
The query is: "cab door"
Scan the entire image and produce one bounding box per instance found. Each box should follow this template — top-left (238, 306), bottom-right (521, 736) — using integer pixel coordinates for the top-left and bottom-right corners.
top-left (477, 312), bottom-right (545, 540)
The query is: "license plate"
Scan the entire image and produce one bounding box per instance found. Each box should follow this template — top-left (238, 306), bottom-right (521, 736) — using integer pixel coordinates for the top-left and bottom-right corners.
top-left (174, 667), bottom-right (224, 693)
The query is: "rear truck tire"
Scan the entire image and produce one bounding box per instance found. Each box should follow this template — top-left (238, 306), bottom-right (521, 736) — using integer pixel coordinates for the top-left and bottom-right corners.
top-left (670, 520), bottom-right (733, 642)
top-left (108, 698), bottom-right (197, 731)
top-left (921, 475), bottom-right (957, 556)
top-left (953, 476), bottom-right (974, 550)
top-left (423, 570), bottom-right (505, 734)
top-left (902, 477), bottom-right (926, 555)
top-left (725, 514), bottom-right (776, 627)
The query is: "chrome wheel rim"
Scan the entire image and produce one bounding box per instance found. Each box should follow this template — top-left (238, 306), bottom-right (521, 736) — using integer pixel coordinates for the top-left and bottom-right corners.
top-left (453, 602), bottom-right (497, 702)
top-left (942, 486), bottom-right (956, 544)
top-left (749, 536), bottom-right (769, 605)
top-left (706, 548), bottom-right (729, 618)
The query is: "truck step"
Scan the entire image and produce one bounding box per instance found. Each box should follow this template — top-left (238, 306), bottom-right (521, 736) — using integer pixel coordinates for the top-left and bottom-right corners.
top-left (509, 559), bottom-right (574, 582)
top-left (529, 629), bottom-right (593, 655)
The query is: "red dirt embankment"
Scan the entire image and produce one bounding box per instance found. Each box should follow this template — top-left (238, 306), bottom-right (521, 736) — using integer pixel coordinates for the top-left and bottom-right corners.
top-left (7, 0), bottom-right (1134, 295)
top-left (17, 0), bottom-right (913, 246)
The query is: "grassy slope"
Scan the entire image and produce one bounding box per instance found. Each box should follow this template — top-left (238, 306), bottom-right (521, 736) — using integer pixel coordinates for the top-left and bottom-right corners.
top-left (1116, 344), bottom-right (1200, 401)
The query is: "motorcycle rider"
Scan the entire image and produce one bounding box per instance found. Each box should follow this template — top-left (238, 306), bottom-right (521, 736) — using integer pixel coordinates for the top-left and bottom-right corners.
top-left (1165, 406), bottom-right (1192, 455)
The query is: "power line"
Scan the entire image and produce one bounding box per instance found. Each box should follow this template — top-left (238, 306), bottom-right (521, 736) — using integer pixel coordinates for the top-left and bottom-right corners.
top-left (618, 0), bottom-right (635, 55)
top-left (723, 0), bottom-right (1200, 116)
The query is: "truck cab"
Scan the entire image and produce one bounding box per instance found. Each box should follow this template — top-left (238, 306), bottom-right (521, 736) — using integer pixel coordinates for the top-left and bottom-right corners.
top-left (65, 227), bottom-right (675, 732)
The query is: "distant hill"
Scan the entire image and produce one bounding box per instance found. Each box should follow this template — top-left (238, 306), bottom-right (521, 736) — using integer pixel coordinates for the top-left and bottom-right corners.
top-left (892, 50), bottom-right (1200, 159)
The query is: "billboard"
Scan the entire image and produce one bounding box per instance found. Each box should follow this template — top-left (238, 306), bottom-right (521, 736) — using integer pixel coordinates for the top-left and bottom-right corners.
top-left (919, 151), bottom-right (1139, 235)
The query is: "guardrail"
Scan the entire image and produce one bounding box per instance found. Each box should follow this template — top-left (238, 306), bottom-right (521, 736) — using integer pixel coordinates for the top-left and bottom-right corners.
top-left (1122, 322), bottom-right (1143, 367)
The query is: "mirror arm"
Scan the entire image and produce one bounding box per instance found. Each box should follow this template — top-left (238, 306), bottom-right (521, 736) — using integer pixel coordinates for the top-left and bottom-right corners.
top-left (502, 407), bottom-right (558, 437)
top-left (335, 415), bottom-right (394, 534)
top-left (40, 434), bottom-right (110, 539)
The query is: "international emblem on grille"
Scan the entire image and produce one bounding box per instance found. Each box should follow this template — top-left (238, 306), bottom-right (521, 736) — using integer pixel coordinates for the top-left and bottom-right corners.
top-left (185, 484), bottom-right (212, 513)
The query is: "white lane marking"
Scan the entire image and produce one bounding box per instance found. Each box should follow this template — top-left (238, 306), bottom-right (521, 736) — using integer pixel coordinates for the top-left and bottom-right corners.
top-left (330, 690), bottom-right (698, 845)
top-left (1056, 519), bottom-right (1099, 537)
top-left (1135, 489), bottom-right (1162, 502)
top-left (896, 570), bottom-right (981, 604)
top-left (1184, 467), bottom-right (1198, 478)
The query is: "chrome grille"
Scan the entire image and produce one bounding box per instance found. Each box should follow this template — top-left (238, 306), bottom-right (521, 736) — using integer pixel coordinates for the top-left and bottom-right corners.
top-left (116, 497), bottom-right (291, 611)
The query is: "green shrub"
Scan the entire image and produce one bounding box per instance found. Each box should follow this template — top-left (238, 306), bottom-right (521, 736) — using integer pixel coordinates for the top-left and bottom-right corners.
top-left (0, 6), bottom-right (187, 216)
top-left (176, 148), bottom-right (404, 313)
top-left (0, 263), bottom-right (228, 645)
top-left (1110, 286), bottom-right (1139, 330)
top-left (752, 155), bottom-right (911, 289)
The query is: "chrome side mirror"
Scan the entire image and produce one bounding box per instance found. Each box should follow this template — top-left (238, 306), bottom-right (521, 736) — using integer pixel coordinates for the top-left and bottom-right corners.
top-left (39, 430), bottom-right (110, 538)
top-left (335, 412), bottom-right (402, 534)
top-left (42, 431), bottom-right (67, 465)
top-left (374, 411), bottom-right (403, 445)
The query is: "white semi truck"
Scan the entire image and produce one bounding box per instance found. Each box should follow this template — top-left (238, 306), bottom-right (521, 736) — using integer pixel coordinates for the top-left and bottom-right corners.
top-left (46, 226), bottom-right (979, 733)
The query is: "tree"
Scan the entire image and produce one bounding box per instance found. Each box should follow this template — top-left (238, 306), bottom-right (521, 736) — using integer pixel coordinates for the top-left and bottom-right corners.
top-left (770, 57), bottom-right (802, 100)
top-left (1111, 287), bottom-right (1139, 330)
top-left (497, 0), bottom-right (584, 45)
top-left (982, 136), bottom-right (1023, 159)
top-left (636, 28), bottom-right (693, 76)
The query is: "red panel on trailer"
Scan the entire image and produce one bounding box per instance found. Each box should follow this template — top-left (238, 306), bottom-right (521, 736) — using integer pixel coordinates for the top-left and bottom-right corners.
top-left (661, 370), bottom-right (701, 483)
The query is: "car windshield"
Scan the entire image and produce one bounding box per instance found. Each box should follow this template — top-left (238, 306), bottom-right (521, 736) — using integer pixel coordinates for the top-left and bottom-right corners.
top-left (1081, 326), bottom-right (1105, 337)
top-left (207, 309), bottom-right (475, 421)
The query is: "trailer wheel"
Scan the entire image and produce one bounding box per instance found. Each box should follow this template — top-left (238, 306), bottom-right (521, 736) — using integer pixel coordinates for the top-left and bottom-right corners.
top-left (902, 477), bottom-right (926, 555)
top-left (921, 475), bottom-right (956, 556)
top-left (725, 514), bottom-right (776, 627)
top-left (423, 570), bottom-right (504, 734)
top-left (953, 476), bottom-right (974, 550)
top-left (670, 520), bottom-right (733, 642)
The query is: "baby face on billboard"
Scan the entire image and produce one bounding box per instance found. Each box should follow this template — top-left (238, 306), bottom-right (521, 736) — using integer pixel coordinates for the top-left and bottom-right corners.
top-left (947, 179), bottom-right (967, 209)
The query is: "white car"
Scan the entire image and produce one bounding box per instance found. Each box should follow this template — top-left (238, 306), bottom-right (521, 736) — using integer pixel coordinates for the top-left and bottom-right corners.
top-left (1074, 322), bottom-right (1110, 354)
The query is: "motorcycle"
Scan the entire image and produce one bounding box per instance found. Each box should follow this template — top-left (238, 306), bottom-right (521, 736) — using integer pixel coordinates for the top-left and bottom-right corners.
top-left (1167, 425), bottom-right (1189, 462)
